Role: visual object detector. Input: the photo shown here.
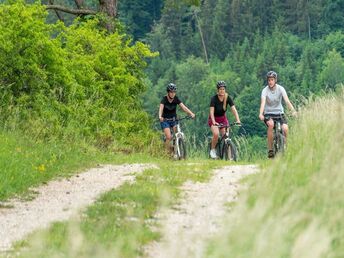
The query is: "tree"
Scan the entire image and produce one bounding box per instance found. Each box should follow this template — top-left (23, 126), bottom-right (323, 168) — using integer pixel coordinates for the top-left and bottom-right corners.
top-left (45, 0), bottom-right (117, 31)
top-left (45, 0), bottom-right (199, 33)
top-left (317, 50), bottom-right (344, 91)
top-left (118, 0), bottom-right (163, 40)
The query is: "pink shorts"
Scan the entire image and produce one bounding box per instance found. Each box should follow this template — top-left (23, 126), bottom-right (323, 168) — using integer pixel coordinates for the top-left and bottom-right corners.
top-left (208, 115), bottom-right (228, 127)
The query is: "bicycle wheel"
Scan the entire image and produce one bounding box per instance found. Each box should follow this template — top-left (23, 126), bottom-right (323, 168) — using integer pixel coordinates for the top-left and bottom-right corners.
top-left (216, 138), bottom-right (226, 159)
top-left (277, 132), bottom-right (285, 154)
top-left (223, 141), bottom-right (237, 161)
top-left (176, 138), bottom-right (186, 159)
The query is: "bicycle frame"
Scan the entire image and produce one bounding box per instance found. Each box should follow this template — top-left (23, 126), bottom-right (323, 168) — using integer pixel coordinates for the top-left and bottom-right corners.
top-left (211, 122), bottom-right (240, 161)
top-left (163, 116), bottom-right (191, 160)
top-left (265, 115), bottom-right (285, 156)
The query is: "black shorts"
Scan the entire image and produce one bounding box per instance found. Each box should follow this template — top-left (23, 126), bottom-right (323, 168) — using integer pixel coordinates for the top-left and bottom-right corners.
top-left (264, 114), bottom-right (287, 126)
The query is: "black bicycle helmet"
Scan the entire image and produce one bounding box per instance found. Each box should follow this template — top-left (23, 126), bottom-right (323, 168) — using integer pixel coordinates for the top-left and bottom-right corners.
top-left (216, 80), bottom-right (226, 89)
top-left (266, 71), bottom-right (277, 80)
top-left (167, 83), bottom-right (177, 92)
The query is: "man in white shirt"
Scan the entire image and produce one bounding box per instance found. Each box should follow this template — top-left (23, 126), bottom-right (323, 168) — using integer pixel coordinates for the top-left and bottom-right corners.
top-left (259, 71), bottom-right (297, 158)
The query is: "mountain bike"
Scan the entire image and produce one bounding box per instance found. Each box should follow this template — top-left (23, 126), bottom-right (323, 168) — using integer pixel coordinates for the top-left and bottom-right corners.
top-left (265, 115), bottom-right (285, 156)
top-left (163, 116), bottom-right (192, 160)
top-left (208, 122), bottom-right (241, 161)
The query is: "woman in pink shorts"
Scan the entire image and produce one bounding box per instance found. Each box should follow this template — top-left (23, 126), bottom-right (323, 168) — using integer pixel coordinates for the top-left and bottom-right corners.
top-left (208, 81), bottom-right (241, 159)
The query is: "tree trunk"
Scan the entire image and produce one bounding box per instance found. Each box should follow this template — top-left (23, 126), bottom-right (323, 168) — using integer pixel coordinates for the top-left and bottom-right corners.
top-left (99, 0), bottom-right (117, 18)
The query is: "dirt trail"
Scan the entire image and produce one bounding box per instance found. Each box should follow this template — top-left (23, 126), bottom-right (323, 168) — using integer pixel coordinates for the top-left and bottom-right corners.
top-left (144, 164), bottom-right (258, 258)
top-left (0, 164), bottom-right (157, 252)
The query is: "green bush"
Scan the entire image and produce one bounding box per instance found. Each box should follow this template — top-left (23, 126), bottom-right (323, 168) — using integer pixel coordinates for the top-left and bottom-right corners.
top-left (0, 2), bottom-right (157, 150)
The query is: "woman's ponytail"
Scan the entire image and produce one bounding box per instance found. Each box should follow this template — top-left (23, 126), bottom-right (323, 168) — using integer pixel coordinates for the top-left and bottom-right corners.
top-left (223, 93), bottom-right (228, 111)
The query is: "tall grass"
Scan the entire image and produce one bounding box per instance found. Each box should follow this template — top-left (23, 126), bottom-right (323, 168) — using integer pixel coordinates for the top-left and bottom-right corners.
top-left (185, 129), bottom-right (266, 162)
top-left (207, 93), bottom-right (344, 257)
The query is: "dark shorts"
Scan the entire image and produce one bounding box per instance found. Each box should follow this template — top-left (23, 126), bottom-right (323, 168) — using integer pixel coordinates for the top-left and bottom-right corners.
top-left (264, 114), bottom-right (287, 126)
top-left (208, 115), bottom-right (228, 127)
top-left (160, 120), bottom-right (177, 130)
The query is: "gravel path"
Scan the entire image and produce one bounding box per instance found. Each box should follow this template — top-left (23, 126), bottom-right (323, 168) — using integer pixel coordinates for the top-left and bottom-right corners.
top-left (0, 163), bottom-right (157, 252)
top-left (144, 164), bottom-right (258, 258)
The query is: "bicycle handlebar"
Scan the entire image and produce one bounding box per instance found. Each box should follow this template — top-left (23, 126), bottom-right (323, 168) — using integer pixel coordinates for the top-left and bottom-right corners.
top-left (162, 115), bottom-right (194, 122)
top-left (215, 122), bottom-right (242, 128)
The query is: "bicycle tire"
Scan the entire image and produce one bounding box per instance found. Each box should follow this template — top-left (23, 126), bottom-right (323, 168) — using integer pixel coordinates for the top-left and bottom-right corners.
top-left (222, 141), bottom-right (237, 161)
top-left (176, 138), bottom-right (186, 160)
top-left (273, 132), bottom-right (285, 155)
top-left (217, 138), bottom-right (225, 159)
top-left (277, 132), bottom-right (285, 154)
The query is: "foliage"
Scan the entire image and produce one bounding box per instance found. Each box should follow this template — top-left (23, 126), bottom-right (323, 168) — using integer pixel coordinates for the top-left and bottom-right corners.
top-left (2, 0), bottom-right (344, 158)
top-left (118, 0), bottom-right (163, 40)
top-left (317, 49), bottom-right (344, 91)
top-left (0, 1), bottom-right (157, 150)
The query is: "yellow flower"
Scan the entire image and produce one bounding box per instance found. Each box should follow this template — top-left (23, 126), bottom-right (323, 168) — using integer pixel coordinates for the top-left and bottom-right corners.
top-left (37, 164), bottom-right (46, 173)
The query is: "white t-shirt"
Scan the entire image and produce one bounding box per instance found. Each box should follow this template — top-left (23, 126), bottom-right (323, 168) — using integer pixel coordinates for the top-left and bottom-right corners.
top-left (261, 84), bottom-right (287, 114)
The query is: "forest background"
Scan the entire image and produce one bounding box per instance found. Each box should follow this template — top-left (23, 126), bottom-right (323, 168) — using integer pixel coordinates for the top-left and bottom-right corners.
top-left (1, 0), bottom-right (344, 158)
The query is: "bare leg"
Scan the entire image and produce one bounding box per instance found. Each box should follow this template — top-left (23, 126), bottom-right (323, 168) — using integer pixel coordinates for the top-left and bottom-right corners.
top-left (163, 128), bottom-right (173, 153)
top-left (210, 126), bottom-right (219, 149)
top-left (266, 119), bottom-right (274, 151)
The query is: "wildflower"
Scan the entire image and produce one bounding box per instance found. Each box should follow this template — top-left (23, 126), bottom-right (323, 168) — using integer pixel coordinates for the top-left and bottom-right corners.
top-left (37, 164), bottom-right (46, 173)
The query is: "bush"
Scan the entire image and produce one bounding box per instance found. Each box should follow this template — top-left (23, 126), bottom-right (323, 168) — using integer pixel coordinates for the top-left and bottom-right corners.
top-left (0, 2), bottom-right (157, 150)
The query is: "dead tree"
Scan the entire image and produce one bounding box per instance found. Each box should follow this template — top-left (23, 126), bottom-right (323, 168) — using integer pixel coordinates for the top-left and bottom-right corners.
top-left (46, 0), bottom-right (117, 31)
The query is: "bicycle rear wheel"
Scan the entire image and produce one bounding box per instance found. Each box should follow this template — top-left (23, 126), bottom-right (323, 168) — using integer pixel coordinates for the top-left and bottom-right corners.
top-left (222, 141), bottom-right (237, 161)
top-left (176, 138), bottom-right (186, 159)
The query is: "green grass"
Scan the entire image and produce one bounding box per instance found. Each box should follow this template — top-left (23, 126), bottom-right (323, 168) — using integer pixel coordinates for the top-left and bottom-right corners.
top-left (8, 160), bottom-right (223, 258)
top-left (206, 93), bottom-right (344, 257)
top-left (0, 130), bottom-right (155, 201)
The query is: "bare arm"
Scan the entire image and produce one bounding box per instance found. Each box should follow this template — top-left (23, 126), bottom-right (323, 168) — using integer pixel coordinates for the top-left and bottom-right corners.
top-left (259, 96), bottom-right (266, 120)
top-left (230, 105), bottom-right (241, 124)
top-left (209, 106), bottom-right (216, 125)
top-left (159, 103), bottom-right (164, 122)
top-left (179, 103), bottom-right (195, 118)
top-left (283, 94), bottom-right (297, 115)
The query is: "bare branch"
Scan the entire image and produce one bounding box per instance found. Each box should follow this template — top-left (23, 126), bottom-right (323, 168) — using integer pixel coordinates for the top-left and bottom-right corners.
top-left (74, 0), bottom-right (84, 9)
top-left (48, 0), bottom-right (64, 22)
top-left (46, 5), bottom-right (97, 15)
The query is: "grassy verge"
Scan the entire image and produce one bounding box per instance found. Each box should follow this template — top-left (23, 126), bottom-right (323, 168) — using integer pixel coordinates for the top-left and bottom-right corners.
top-left (0, 130), bottom-right (154, 202)
top-left (8, 160), bottom-right (224, 258)
top-left (206, 93), bottom-right (344, 257)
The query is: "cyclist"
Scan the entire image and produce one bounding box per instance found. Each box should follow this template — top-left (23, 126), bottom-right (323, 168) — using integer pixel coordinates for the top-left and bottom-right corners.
top-left (159, 83), bottom-right (195, 153)
top-left (208, 81), bottom-right (241, 159)
top-left (259, 71), bottom-right (297, 158)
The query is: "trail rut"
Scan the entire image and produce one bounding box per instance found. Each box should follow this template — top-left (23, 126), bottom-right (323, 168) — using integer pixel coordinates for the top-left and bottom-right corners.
top-left (144, 164), bottom-right (258, 258)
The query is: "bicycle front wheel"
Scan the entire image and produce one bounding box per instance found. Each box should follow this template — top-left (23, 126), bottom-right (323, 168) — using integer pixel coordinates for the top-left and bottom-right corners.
top-left (176, 138), bottom-right (186, 160)
top-left (276, 132), bottom-right (285, 154)
top-left (223, 141), bottom-right (237, 161)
